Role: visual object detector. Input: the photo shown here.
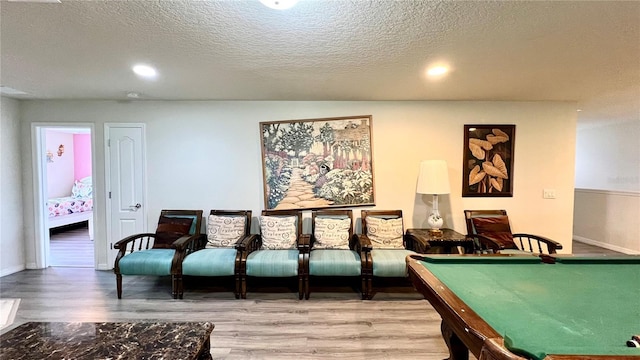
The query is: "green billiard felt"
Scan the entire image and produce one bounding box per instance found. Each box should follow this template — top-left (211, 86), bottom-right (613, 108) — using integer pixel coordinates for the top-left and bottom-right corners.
top-left (420, 256), bottom-right (640, 359)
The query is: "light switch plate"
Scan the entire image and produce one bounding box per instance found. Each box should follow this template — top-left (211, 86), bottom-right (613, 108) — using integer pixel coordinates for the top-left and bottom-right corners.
top-left (543, 189), bottom-right (557, 199)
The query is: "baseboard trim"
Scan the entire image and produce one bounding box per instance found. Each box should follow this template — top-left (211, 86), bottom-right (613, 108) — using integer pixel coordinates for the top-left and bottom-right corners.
top-left (573, 235), bottom-right (640, 255)
top-left (1, 264), bottom-right (26, 277)
top-left (96, 264), bottom-right (112, 271)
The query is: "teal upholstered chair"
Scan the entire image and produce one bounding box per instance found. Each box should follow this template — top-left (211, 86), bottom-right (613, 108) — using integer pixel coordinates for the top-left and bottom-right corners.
top-left (175, 210), bottom-right (253, 299)
top-left (464, 209), bottom-right (562, 254)
top-left (307, 209), bottom-right (369, 299)
top-left (113, 209), bottom-right (203, 299)
top-left (356, 210), bottom-right (416, 299)
top-left (240, 210), bottom-right (308, 299)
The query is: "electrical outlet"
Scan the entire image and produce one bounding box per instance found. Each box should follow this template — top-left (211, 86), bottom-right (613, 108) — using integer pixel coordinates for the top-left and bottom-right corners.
top-left (543, 189), bottom-right (557, 199)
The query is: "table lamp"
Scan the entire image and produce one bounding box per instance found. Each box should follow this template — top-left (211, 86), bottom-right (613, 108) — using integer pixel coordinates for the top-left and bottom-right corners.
top-left (416, 160), bottom-right (451, 236)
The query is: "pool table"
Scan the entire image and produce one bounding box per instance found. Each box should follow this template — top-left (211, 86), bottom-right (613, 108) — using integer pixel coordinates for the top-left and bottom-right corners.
top-left (407, 254), bottom-right (640, 360)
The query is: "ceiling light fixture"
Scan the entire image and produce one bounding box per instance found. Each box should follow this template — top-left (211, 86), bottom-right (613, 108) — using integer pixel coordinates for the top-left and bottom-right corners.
top-left (0, 86), bottom-right (28, 96)
top-left (7, 0), bottom-right (61, 3)
top-left (427, 66), bottom-right (449, 77)
top-left (132, 64), bottom-right (158, 79)
top-left (259, 0), bottom-right (298, 10)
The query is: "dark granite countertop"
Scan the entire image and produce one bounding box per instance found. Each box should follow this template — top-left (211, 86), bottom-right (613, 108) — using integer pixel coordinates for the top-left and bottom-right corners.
top-left (0, 321), bottom-right (214, 360)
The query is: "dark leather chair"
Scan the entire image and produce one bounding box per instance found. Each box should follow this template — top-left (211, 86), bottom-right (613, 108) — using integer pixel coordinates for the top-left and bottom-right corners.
top-left (464, 209), bottom-right (562, 254)
top-left (307, 209), bottom-right (369, 299)
top-left (356, 210), bottom-right (416, 300)
top-left (113, 209), bottom-right (203, 299)
top-left (175, 210), bottom-right (253, 299)
top-left (239, 210), bottom-right (309, 299)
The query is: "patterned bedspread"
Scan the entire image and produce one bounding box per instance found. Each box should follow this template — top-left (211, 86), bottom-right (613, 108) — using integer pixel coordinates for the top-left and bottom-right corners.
top-left (47, 197), bottom-right (93, 217)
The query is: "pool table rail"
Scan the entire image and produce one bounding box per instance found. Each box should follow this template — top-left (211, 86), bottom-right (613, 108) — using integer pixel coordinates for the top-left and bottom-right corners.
top-left (407, 254), bottom-right (502, 359)
top-left (407, 254), bottom-right (640, 360)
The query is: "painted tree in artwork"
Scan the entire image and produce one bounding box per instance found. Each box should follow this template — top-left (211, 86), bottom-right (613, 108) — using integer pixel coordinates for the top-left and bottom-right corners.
top-left (315, 122), bottom-right (334, 157)
top-left (262, 124), bottom-right (282, 153)
top-left (280, 122), bottom-right (314, 158)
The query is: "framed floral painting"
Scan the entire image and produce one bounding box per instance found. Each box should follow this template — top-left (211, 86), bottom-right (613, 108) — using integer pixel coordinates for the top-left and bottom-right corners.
top-left (259, 115), bottom-right (375, 210)
top-left (462, 125), bottom-right (515, 197)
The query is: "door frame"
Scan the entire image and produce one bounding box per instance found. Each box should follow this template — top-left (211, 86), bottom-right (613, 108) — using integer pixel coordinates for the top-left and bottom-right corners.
top-left (104, 123), bottom-right (148, 267)
top-left (31, 123), bottom-right (96, 269)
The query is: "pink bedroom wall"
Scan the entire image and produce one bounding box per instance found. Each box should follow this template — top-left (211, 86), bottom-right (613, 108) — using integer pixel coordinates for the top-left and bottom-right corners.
top-left (46, 130), bottom-right (75, 198)
top-left (73, 134), bottom-right (92, 180)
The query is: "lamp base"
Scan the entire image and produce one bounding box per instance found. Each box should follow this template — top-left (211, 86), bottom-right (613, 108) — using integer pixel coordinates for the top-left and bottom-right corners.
top-left (428, 228), bottom-right (443, 237)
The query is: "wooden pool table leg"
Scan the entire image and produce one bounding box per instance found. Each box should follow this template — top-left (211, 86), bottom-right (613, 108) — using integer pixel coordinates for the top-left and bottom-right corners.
top-left (441, 320), bottom-right (469, 360)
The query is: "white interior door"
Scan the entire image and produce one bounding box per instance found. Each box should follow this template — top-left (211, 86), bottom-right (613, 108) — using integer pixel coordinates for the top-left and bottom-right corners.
top-left (105, 124), bottom-right (146, 266)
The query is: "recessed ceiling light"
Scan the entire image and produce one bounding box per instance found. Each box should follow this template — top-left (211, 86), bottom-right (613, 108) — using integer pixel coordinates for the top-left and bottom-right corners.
top-left (259, 0), bottom-right (298, 10)
top-left (576, 109), bottom-right (583, 112)
top-left (426, 66), bottom-right (449, 77)
top-left (8, 0), bottom-right (61, 3)
top-left (132, 64), bottom-right (158, 79)
top-left (0, 86), bottom-right (28, 95)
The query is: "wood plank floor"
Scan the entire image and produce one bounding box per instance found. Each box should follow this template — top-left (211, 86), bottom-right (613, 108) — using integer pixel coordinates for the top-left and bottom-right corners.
top-left (0, 269), bottom-right (445, 359)
top-left (0, 241), bottom-right (618, 359)
top-left (50, 226), bottom-right (93, 268)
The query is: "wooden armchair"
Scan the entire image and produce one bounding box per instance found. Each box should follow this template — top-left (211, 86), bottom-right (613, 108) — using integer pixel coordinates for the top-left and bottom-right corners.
top-left (355, 210), bottom-right (416, 300)
top-left (464, 210), bottom-right (563, 254)
top-left (175, 210), bottom-right (253, 299)
top-left (239, 210), bottom-right (309, 299)
top-left (307, 209), bottom-right (369, 299)
top-left (113, 209), bottom-right (203, 299)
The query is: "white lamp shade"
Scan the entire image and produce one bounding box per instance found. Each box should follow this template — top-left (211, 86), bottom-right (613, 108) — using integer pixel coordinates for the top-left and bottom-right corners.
top-left (416, 160), bottom-right (451, 194)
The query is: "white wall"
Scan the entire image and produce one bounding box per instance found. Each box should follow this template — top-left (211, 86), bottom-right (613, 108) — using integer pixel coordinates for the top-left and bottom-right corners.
top-left (574, 189), bottom-right (639, 254)
top-left (1, 97), bottom-right (26, 276)
top-left (574, 120), bottom-right (640, 253)
top-left (46, 130), bottom-right (76, 198)
top-left (16, 100), bottom-right (577, 271)
top-left (575, 120), bottom-right (640, 192)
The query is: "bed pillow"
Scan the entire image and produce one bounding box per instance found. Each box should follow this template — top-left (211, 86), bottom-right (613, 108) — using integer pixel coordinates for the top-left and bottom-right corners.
top-left (260, 215), bottom-right (297, 250)
top-left (366, 216), bottom-right (404, 249)
top-left (471, 216), bottom-right (518, 249)
top-left (313, 217), bottom-right (351, 249)
top-left (71, 181), bottom-right (92, 199)
top-left (153, 216), bottom-right (194, 249)
top-left (206, 215), bottom-right (246, 248)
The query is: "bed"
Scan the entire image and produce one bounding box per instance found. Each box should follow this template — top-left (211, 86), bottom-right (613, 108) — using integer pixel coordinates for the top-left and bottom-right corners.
top-left (47, 177), bottom-right (94, 240)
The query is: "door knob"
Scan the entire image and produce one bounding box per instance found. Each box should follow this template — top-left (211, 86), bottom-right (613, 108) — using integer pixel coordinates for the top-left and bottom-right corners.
top-left (129, 203), bottom-right (142, 210)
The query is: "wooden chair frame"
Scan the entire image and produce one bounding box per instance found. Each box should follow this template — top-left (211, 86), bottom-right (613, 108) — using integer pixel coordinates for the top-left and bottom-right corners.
top-left (113, 209), bottom-right (203, 299)
top-left (239, 210), bottom-right (309, 300)
top-left (307, 209), bottom-right (369, 299)
top-left (173, 209), bottom-right (253, 299)
top-left (356, 210), bottom-right (416, 300)
top-left (464, 210), bottom-right (562, 254)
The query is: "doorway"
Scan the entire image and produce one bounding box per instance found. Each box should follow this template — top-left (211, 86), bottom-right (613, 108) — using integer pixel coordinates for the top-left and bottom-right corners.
top-left (35, 125), bottom-right (95, 268)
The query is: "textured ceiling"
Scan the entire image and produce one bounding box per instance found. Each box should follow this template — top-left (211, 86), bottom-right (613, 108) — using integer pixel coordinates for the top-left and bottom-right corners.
top-left (1, 0), bottom-right (639, 126)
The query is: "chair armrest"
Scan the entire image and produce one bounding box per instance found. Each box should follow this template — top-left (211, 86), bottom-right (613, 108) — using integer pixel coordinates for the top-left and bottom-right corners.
top-left (113, 233), bottom-right (157, 271)
top-left (404, 233), bottom-right (429, 252)
top-left (513, 233), bottom-right (563, 254)
top-left (113, 233), bottom-right (155, 249)
top-left (353, 234), bottom-right (372, 252)
top-left (473, 234), bottom-right (505, 253)
top-left (241, 234), bottom-right (262, 254)
top-left (235, 234), bottom-right (258, 252)
top-left (298, 234), bottom-right (311, 254)
top-left (173, 233), bottom-right (206, 252)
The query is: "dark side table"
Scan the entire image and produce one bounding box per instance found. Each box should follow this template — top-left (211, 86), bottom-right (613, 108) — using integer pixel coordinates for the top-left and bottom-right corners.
top-left (406, 228), bottom-right (474, 254)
